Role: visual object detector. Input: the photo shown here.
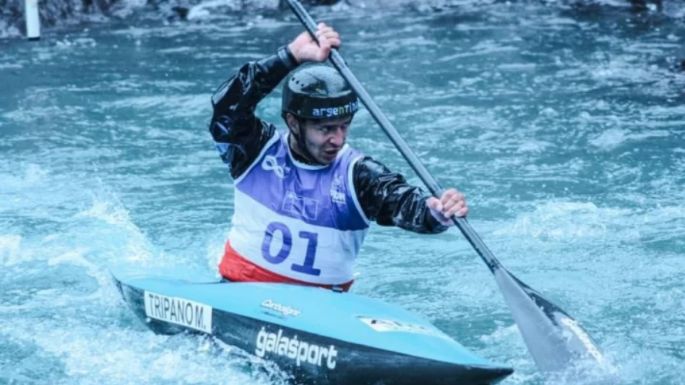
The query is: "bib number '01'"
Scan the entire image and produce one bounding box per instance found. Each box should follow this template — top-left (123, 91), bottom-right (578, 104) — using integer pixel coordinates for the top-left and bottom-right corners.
top-left (261, 222), bottom-right (321, 276)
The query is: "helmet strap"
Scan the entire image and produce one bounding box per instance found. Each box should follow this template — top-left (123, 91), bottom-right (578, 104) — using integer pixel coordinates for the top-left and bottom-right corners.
top-left (286, 116), bottom-right (319, 165)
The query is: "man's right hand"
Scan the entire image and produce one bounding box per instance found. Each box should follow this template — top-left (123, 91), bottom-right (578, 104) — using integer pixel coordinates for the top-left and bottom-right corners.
top-left (288, 23), bottom-right (340, 63)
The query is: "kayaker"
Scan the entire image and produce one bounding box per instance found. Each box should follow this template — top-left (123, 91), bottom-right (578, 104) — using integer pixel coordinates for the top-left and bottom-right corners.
top-left (209, 23), bottom-right (468, 291)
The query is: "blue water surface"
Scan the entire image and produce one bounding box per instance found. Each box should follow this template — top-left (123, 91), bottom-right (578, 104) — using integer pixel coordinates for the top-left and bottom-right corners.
top-left (1, 1), bottom-right (684, 384)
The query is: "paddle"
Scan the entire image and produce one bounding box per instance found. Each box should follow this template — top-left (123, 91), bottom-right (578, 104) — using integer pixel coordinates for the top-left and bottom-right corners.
top-left (285, 0), bottom-right (606, 373)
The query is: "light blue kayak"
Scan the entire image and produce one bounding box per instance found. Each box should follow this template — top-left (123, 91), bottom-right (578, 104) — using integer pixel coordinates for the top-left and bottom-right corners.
top-left (112, 268), bottom-right (512, 385)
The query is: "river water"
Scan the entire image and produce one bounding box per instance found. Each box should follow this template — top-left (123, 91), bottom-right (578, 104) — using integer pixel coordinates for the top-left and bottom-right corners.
top-left (1, 1), bottom-right (684, 384)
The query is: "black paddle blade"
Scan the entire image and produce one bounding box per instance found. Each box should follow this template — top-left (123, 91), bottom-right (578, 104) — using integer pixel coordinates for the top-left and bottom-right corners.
top-left (493, 265), bottom-right (606, 372)
top-left (285, 0), bottom-right (609, 376)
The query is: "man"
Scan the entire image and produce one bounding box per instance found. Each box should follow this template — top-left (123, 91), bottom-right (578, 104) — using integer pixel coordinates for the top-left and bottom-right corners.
top-left (209, 23), bottom-right (467, 291)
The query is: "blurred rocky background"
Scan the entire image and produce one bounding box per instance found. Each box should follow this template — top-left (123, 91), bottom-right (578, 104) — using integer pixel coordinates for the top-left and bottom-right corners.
top-left (0, 0), bottom-right (674, 38)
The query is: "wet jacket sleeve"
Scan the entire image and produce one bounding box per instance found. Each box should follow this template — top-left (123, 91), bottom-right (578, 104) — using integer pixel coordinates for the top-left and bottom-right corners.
top-left (353, 156), bottom-right (449, 234)
top-left (209, 47), bottom-right (298, 178)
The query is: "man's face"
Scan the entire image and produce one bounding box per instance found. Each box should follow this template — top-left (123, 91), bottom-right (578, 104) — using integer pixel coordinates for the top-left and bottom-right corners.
top-left (297, 116), bottom-right (353, 165)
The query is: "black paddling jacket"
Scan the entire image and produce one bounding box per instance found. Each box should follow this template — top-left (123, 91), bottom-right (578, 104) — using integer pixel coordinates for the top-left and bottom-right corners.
top-left (209, 47), bottom-right (447, 234)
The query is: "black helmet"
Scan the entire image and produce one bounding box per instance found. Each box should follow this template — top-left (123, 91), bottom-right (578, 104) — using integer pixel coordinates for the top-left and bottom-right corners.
top-left (282, 64), bottom-right (359, 121)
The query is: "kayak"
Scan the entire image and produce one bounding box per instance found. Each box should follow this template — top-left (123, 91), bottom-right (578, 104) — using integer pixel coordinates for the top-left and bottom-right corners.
top-left (112, 269), bottom-right (513, 385)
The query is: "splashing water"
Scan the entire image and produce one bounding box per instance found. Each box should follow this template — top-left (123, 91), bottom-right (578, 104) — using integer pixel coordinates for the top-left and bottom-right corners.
top-left (1, 1), bottom-right (684, 384)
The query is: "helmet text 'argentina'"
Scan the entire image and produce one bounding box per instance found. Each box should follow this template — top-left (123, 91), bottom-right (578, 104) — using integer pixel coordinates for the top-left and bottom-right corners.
top-left (311, 101), bottom-right (359, 118)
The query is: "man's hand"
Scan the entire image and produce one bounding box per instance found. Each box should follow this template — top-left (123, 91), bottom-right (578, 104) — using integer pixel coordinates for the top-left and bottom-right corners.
top-left (426, 188), bottom-right (468, 225)
top-left (288, 23), bottom-right (340, 63)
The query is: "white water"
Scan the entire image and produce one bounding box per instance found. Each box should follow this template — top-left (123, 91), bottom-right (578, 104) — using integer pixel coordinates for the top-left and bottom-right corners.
top-left (1, 1), bottom-right (684, 384)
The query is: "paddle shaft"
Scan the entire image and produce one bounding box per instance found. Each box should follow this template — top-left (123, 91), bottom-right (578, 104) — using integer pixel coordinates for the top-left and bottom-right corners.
top-left (285, 1), bottom-right (609, 373)
top-left (286, 0), bottom-right (501, 272)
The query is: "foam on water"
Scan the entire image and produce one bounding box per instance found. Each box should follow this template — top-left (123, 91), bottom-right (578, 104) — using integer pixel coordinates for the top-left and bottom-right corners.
top-left (0, 234), bottom-right (24, 267)
top-left (1, 1), bottom-right (684, 384)
top-left (494, 201), bottom-right (622, 242)
top-left (105, 94), bottom-right (209, 119)
top-left (0, 169), bottom-right (283, 384)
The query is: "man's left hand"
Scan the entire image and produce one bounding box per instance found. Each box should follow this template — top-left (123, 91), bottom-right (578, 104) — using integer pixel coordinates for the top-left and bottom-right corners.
top-left (426, 188), bottom-right (468, 225)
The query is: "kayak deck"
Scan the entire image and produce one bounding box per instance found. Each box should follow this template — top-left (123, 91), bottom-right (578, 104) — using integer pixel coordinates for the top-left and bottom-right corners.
top-left (113, 270), bottom-right (512, 385)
